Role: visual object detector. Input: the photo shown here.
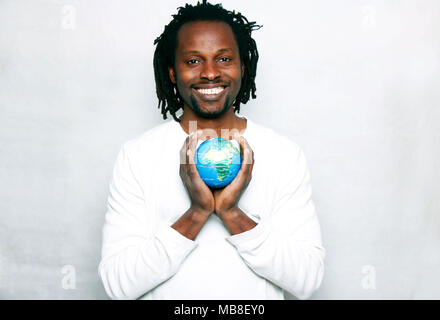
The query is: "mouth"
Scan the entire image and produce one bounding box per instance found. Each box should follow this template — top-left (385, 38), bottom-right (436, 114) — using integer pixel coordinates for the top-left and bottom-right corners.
top-left (192, 86), bottom-right (227, 101)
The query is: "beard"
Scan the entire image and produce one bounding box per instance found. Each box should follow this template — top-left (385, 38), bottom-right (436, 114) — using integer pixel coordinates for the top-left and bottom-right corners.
top-left (187, 95), bottom-right (232, 119)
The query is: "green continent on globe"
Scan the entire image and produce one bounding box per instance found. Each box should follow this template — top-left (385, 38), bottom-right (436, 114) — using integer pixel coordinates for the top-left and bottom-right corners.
top-left (214, 161), bottom-right (230, 182)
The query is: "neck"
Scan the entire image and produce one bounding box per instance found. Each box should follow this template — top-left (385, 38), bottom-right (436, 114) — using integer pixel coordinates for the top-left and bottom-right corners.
top-left (178, 106), bottom-right (247, 140)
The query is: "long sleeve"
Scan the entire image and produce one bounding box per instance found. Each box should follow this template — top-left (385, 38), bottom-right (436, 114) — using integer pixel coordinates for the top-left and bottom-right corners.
top-left (98, 141), bottom-right (198, 300)
top-left (226, 146), bottom-right (325, 300)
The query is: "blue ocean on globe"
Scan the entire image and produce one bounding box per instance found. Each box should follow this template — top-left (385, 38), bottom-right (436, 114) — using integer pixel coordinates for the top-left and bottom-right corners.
top-left (195, 138), bottom-right (242, 188)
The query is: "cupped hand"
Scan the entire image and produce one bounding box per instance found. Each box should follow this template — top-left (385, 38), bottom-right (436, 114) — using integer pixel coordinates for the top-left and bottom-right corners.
top-left (179, 130), bottom-right (215, 215)
top-left (213, 135), bottom-right (255, 216)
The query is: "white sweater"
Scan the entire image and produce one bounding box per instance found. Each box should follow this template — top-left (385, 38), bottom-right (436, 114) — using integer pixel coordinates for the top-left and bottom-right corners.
top-left (98, 116), bottom-right (325, 300)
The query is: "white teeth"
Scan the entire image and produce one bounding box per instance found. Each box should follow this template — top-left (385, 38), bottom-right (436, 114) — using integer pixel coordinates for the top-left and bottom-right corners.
top-left (196, 87), bottom-right (224, 95)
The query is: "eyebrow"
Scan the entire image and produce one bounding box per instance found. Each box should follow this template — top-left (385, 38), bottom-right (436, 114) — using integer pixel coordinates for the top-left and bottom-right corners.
top-left (182, 48), bottom-right (234, 54)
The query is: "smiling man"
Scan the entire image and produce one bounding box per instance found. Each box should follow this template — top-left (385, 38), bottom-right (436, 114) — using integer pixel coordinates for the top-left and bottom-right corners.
top-left (98, 0), bottom-right (325, 300)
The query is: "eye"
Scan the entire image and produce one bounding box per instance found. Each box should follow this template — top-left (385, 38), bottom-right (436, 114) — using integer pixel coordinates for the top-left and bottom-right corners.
top-left (219, 57), bottom-right (232, 62)
top-left (186, 59), bottom-right (200, 65)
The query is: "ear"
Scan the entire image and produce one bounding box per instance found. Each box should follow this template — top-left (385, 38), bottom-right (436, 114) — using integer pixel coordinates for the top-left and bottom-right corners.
top-left (241, 64), bottom-right (245, 78)
top-left (168, 67), bottom-right (176, 84)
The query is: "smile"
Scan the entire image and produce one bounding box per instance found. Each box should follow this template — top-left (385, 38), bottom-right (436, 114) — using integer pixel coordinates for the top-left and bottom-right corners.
top-left (195, 86), bottom-right (225, 95)
top-left (192, 86), bottom-right (228, 101)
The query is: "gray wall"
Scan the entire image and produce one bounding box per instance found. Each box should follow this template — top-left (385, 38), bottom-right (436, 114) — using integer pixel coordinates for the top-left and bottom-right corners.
top-left (0, 0), bottom-right (439, 299)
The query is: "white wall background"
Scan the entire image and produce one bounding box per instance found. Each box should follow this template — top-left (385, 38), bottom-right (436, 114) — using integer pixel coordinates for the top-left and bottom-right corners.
top-left (0, 0), bottom-right (439, 299)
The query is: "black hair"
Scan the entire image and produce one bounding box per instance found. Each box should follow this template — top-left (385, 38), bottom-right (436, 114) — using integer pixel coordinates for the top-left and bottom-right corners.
top-left (153, 0), bottom-right (262, 122)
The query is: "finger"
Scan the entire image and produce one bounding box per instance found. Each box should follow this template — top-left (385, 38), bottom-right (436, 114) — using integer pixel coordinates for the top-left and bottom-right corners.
top-left (187, 130), bottom-right (201, 165)
top-left (230, 132), bottom-right (243, 159)
top-left (180, 136), bottom-right (189, 165)
top-left (237, 136), bottom-right (254, 166)
top-left (225, 137), bottom-right (252, 188)
top-left (180, 134), bottom-right (194, 165)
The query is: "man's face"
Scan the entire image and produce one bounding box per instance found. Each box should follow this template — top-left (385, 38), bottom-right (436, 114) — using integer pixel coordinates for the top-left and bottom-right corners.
top-left (169, 20), bottom-right (244, 119)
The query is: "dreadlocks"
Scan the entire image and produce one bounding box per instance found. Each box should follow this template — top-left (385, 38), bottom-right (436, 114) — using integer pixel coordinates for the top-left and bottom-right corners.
top-left (153, 0), bottom-right (262, 122)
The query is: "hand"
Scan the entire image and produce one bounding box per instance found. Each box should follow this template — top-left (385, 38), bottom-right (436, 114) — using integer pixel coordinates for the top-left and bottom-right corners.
top-left (179, 130), bottom-right (215, 215)
top-left (213, 135), bottom-right (255, 217)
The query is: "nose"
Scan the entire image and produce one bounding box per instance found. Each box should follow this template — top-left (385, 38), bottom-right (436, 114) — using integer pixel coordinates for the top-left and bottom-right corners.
top-left (200, 61), bottom-right (220, 81)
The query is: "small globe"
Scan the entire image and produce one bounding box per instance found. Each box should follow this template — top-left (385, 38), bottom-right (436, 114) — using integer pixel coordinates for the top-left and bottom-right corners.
top-left (195, 138), bottom-right (242, 188)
